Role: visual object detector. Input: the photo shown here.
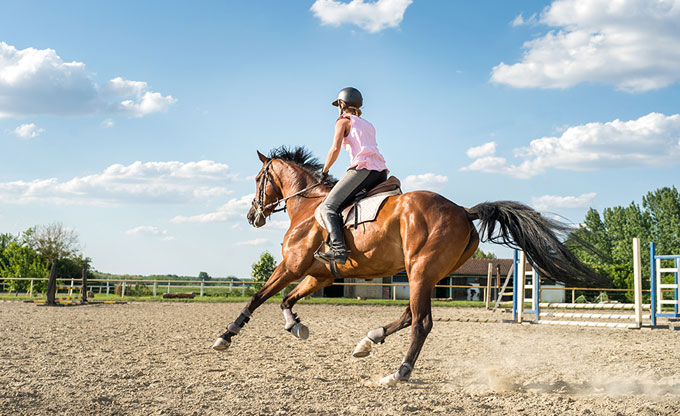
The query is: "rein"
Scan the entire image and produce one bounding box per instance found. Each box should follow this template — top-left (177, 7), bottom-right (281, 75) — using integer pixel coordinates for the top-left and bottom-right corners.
top-left (252, 160), bottom-right (324, 217)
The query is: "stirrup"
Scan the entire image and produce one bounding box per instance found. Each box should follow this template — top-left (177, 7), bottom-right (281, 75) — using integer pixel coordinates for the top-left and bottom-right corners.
top-left (314, 241), bottom-right (348, 265)
top-left (316, 249), bottom-right (348, 265)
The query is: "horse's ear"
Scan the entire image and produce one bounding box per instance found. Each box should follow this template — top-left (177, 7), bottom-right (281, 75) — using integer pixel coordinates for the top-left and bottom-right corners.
top-left (257, 150), bottom-right (269, 163)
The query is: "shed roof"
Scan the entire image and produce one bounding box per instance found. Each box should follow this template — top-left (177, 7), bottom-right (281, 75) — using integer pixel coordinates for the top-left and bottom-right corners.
top-left (450, 257), bottom-right (535, 276)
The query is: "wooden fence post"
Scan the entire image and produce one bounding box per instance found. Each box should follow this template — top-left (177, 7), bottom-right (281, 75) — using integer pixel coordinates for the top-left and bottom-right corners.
top-left (46, 262), bottom-right (57, 305)
top-left (633, 237), bottom-right (643, 329)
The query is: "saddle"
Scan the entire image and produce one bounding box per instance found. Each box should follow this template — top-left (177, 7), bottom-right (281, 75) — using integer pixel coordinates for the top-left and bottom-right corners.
top-left (314, 176), bottom-right (402, 230)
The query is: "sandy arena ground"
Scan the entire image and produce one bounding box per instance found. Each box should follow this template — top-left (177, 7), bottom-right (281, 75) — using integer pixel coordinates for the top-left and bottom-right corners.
top-left (1, 300), bottom-right (680, 415)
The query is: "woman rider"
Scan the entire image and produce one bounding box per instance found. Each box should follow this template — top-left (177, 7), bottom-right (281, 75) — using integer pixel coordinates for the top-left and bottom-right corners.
top-left (316, 87), bottom-right (389, 265)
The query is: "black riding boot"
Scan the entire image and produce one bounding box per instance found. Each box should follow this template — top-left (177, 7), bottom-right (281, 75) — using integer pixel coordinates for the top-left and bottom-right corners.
top-left (316, 211), bottom-right (349, 264)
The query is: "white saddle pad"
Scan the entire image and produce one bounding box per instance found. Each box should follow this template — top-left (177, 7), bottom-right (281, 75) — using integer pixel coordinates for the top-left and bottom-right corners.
top-left (314, 189), bottom-right (402, 230)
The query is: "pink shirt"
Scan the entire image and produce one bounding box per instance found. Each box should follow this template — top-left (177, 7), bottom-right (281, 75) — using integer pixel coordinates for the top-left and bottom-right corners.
top-left (340, 114), bottom-right (388, 172)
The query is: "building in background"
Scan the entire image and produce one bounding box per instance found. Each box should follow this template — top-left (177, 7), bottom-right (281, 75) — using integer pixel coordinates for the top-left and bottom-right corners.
top-left (317, 257), bottom-right (565, 303)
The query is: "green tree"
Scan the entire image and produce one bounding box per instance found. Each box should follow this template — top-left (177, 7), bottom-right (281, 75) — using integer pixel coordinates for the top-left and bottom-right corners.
top-left (0, 233), bottom-right (18, 271)
top-left (643, 186), bottom-right (680, 256)
top-left (251, 251), bottom-right (277, 290)
top-left (472, 248), bottom-right (496, 259)
top-left (24, 223), bottom-right (80, 266)
top-left (0, 242), bottom-right (49, 292)
top-left (567, 186), bottom-right (680, 301)
top-left (55, 254), bottom-right (92, 281)
top-left (198, 271), bottom-right (212, 281)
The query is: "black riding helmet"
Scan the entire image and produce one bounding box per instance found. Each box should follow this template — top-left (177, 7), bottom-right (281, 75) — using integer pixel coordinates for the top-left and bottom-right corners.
top-left (332, 87), bottom-right (363, 108)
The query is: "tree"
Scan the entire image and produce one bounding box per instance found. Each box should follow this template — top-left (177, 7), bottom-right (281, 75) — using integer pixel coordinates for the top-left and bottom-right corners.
top-left (472, 248), bottom-right (496, 259)
top-left (251, 252), bottom-right (277, 290)
top-left (566, 186), bottom-right (680, 301)
top-left (643, 186), bottom-right (680, 256)
top-left (24, 223), bottom-right (81, 305)
top-left (0, 233), bottom-right (18, 271)
top-left (0, 242), bottom-right (49, 292)
top-left (24, 223), bottom-right (80, 265)
top-left (198, 271), bottom-right (212, 281)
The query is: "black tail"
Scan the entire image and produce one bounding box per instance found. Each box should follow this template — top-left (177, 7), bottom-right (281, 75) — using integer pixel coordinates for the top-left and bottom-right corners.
top-left (468, 201), bottom-right (609, 287)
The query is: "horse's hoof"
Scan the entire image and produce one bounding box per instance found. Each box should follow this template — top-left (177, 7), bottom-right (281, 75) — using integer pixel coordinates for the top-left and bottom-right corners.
top-left (291, 323), bottom-right (309, 340)
top-left (212, 337), bottom-right (231, 351)
top-left (379, 373), bottom-right (401, 387)
top-left (352, 337), bottom-right (373, 358)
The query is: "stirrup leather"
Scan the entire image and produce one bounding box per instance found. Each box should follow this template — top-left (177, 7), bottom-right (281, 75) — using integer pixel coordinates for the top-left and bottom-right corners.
top-left (314, 241), bottom-right (346, 280)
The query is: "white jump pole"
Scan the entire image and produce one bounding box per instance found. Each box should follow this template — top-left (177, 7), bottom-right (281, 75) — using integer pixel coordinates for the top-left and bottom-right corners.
top-left (533, 238), bottom-right (646, 328)
top-left (516, 251), bottom-right (526, 323)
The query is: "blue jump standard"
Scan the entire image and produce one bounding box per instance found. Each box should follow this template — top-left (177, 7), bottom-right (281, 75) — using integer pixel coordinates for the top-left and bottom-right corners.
top-left (650, 242), bottom-right (680, 327)
top-left (512, 249), bottom-right (540, 322)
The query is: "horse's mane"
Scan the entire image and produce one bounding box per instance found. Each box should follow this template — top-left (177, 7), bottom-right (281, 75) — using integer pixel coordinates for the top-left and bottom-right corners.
top-left (268, 145), bottom-right (337, 185)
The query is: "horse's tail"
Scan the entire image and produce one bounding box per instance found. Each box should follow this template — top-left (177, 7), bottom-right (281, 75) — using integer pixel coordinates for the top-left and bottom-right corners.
top-left (466, 201), bottom-right (609, 287)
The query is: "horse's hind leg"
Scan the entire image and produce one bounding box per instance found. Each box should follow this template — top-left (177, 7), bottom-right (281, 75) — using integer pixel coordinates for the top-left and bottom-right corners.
top-left (279, 275), bottom-right (333, 339)
top-left (380, 280), bottom-right (434, 386)
top-left (353, 305), bottom-right (412, 358)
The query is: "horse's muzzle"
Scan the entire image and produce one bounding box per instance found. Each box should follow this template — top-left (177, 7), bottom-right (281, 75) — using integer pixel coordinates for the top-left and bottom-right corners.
top-left (247, 207), bottom-right (266, 228)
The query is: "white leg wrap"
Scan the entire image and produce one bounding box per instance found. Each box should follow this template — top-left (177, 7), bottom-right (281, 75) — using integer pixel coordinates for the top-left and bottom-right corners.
top-left (290, 323), bottom-right (309, 340)
top-left (283, 308), bottom-right (309, 339)
top-left (367, 327), bottom-right (386, 343)
top-left (283, 308), bottom-right (296, 330)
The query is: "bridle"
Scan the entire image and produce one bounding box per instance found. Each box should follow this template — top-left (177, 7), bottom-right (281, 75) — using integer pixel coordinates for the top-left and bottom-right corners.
top-left (251, 160), bottom-right (324, 222)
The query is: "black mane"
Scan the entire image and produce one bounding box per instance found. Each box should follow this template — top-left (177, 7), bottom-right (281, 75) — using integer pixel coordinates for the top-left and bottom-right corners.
top-left (268, 145), bottom-right (337, 184)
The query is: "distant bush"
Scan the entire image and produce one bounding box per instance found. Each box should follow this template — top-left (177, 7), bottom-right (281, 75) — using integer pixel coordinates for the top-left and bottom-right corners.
top-left (114, 282), bottom-right (152, 296)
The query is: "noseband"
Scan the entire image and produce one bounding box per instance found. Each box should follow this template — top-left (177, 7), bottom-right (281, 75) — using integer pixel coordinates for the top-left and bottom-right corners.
top-left (251, 160), bottom-right (324, 221)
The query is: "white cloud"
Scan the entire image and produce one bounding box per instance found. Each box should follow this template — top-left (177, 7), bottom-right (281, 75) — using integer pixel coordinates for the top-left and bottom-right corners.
top-left (13, 123), bottom-right (44, 139)
top-left (402, 173), bottom-right (448, 191)
top-left (532, 192), bottom-right (597, 211)
top-left (102, 118), bottom-right (114, 128)
top-left (512, 13), bottom-right (537, 27)
top-left (466, 141), bottom-right (496, 158)
top-left (0, 160), bottom-right (236, 205)
top-left (491, 0), bottom-right (680, 92)
top-left (235, 238), bottom-right (269, 246)
top-left (125, 225), bottom-right (175, 241)
top-left (461, 112), bottom-right (680, 179)
top-left (0, 41), bottom-right (176, 118)
top-left (267, 220), bottom-right (290, 230)
top-left (310, 0), bottom-right (413, 33)
top-left (171, 194), bottom-right (253, 224)
top-left (105, 77), bottom-right (177, 117)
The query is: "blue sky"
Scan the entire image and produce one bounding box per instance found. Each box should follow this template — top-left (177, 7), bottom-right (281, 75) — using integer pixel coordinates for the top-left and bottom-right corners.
top-left (1, 0), bottom-right (679, 278)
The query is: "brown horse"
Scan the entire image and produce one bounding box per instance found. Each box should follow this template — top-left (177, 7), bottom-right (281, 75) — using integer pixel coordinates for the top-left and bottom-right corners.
top-left (213, 146), bottom-right (605, 386)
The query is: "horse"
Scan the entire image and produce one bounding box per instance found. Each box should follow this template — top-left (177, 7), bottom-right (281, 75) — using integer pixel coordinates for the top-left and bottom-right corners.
top-left (213, 146), bottom-right (606, 386)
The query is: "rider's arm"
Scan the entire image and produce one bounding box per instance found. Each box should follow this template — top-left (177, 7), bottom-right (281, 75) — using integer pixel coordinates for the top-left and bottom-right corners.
top-left (322, 118), bottom-right (349, 173)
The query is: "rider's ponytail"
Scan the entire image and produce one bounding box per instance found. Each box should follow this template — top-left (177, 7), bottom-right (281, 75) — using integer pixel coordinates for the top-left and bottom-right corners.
top-left (346, 106), bottom-right (362, 117)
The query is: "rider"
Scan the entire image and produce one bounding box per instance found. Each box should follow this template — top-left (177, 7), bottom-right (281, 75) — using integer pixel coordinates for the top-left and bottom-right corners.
top-left (316, 87), bottom-right (389, 265)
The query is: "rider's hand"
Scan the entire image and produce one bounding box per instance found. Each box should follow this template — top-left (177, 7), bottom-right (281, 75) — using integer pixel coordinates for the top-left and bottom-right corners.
top-left (320, 171), bottom-right (329, 183)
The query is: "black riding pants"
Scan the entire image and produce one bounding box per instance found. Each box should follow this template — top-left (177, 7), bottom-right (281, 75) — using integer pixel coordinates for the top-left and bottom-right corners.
top-left (319, 168), bottom-right (388, 217)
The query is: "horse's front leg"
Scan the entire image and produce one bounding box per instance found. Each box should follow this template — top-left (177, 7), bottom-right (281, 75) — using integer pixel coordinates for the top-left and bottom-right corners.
top-left (280, 275), bottom-right (334, 339)
top-left (212, 262), bottom-right (300, 351)
top-left (353, 304), bottom-right (412, 358)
